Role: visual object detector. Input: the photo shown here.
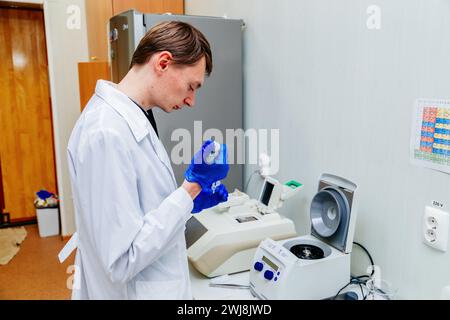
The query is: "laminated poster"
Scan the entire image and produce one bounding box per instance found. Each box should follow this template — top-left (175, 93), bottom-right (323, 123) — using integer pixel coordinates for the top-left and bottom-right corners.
top-left (410, 98), bottom-right (450, 174)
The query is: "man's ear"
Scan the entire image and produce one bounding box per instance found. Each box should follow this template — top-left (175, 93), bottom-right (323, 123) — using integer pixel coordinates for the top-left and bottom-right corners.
top-left (157, 51), bottom-right (173, 72)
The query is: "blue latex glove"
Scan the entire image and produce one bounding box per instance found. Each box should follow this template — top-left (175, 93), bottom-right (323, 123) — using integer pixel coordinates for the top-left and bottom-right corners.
top-left (192, 184), bottom-right (229, 214)
top-left (185, 140), bottom-right (229, 192)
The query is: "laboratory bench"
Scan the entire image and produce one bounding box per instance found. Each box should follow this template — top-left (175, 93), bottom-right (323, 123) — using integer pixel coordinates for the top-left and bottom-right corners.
top-left (189, 263), bottom-right (256, 300)
top-left (189, 263), bottom-right (389, 300)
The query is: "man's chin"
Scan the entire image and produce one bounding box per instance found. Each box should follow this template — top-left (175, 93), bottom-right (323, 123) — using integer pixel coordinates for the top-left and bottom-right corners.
top-left (158, 106), bottom-right (173, 114)
top-left (152, 105), bottom-right (175, 113)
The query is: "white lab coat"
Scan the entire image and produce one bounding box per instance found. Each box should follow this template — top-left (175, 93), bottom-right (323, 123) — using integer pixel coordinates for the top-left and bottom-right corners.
top-left (65, 80), bottom-right (194, 299)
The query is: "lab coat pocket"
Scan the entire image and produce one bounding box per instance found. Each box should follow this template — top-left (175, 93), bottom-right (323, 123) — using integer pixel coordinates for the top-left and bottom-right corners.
top-left (135, 279), bottom-right (183, 300)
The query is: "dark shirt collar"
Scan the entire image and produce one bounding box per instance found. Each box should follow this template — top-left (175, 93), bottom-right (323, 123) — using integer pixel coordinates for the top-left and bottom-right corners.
top-left (129, 99), bottom-right (159, 138)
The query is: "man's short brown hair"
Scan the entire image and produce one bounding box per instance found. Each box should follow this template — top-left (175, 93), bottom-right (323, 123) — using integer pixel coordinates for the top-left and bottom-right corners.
top-left (130, 20), bottom-right (213, 76)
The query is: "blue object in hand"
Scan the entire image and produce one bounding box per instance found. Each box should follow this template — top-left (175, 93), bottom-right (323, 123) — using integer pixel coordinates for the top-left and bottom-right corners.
top-left (185, 140), bottom-right (229, 192)
top-left (192, 184), bottom-right (229, 214)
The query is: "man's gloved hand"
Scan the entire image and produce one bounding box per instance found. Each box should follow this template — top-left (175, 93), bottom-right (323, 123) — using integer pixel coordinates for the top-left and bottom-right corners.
top-left (185, 140), bottom-right (229, 192)
top-left (192, 184), bottom-right (229, 214)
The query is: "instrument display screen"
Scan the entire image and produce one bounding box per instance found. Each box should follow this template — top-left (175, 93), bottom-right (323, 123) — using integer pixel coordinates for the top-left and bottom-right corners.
top-left (262, 255), bottom-right (279, 271)
top-left (260, 181), bottom-right (274, 206)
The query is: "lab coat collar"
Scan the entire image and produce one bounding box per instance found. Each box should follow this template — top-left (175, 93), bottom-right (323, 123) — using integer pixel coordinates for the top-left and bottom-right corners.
top-left (94, 80), bottom-right (175, 186)
top-left (95, 80), bottom-right (150, 143)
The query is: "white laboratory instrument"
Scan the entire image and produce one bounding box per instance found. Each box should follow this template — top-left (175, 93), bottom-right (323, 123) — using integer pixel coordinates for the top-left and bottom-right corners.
top-left (249, 174), bottom-right (359, 300)
top-left (185, 177), bottom-right (303, 278)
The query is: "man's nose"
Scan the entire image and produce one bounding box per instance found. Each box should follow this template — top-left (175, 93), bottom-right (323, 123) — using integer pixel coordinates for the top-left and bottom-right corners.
top-left (184, 95), bottom-right (195, 108)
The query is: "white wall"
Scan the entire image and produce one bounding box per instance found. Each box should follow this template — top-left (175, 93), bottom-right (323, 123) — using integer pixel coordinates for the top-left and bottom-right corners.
top-left (43, 0), bottom-right (88, 236)
top-left (186, 0), bottom-right (450, 299)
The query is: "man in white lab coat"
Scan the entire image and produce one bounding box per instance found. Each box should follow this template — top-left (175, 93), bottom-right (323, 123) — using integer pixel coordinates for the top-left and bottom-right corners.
top-left (62, 21), bottom-right (229, 299)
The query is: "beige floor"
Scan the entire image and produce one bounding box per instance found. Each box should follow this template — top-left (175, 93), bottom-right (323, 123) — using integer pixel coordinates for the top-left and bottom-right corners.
top-left (0, 225), bottom-right (75, 300)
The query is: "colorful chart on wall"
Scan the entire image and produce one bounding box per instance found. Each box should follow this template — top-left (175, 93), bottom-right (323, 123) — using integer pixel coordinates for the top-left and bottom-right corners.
top-left (411, 99), bottom-right (450, 174)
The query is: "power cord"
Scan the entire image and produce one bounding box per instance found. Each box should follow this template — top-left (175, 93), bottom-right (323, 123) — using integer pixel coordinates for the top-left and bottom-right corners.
top-left (353, 242), bottom-right (375, 277)
top-left (332, 242), bottom-right (374, 300)
top-left (358, 282), bottom-right (364, 299)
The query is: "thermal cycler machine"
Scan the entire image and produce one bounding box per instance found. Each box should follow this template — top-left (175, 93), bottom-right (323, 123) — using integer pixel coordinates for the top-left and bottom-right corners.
top-left (185, 177), bottom-right (303, 278)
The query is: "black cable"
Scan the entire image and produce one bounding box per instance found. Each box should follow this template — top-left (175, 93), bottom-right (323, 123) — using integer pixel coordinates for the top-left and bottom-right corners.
top-left (358, 283), bottom-right (365, 300)
top-left (353, 242), bottom-right (375, 277)
top-left (333, 281), bottom-right (353, 300)
top-left (333, 242), bottom-right (375, 300)
top-left (333, 277), bottom-right (366, 300)
top-left (353, 242), bottom-right (375, 299)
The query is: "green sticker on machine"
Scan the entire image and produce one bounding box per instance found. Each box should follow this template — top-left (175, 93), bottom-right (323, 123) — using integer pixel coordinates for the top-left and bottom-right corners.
top-left (285, 180), bottom-right (303, 189)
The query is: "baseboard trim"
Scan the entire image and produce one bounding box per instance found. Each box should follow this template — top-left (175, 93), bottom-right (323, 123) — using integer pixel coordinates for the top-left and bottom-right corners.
top-left (0, 219), bottom-right (37, 229)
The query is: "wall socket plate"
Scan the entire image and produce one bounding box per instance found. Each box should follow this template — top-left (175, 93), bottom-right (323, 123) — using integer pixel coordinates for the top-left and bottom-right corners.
top-left (423, 206), bottom-right (449, 252)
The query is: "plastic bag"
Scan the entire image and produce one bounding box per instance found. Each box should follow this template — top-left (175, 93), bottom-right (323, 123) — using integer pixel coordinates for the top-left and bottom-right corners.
top-left (34, 189), bottom-right (59, 209)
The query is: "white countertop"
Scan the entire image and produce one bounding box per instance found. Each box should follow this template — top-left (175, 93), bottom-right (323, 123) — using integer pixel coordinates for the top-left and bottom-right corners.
top-left (189, 263), bottom-right (388, 300)
top-left (189, 263), bottom-right (257, 300)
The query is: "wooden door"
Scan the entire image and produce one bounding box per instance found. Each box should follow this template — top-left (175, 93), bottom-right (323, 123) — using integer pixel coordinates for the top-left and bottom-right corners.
top-left (112, 0), bottom-right (184, 16)
top-left (85, 0), bottom-right (113, 61)
top-left (84, 0), bottom-right (184, 62)
top-left (78, 61), bottom-right (110, 111)
top-left (0, 8), bottom-right (57, 221)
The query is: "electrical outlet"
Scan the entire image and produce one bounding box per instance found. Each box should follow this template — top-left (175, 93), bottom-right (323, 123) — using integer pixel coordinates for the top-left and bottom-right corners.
top-left (423, 206), bottom-right (449, 252)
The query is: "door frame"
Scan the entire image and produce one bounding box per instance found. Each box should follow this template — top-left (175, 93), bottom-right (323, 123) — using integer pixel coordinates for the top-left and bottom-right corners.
top-left (0, 0), bottom-right (89, 236)
top-left (0, 3), bottom-right (58, 225)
